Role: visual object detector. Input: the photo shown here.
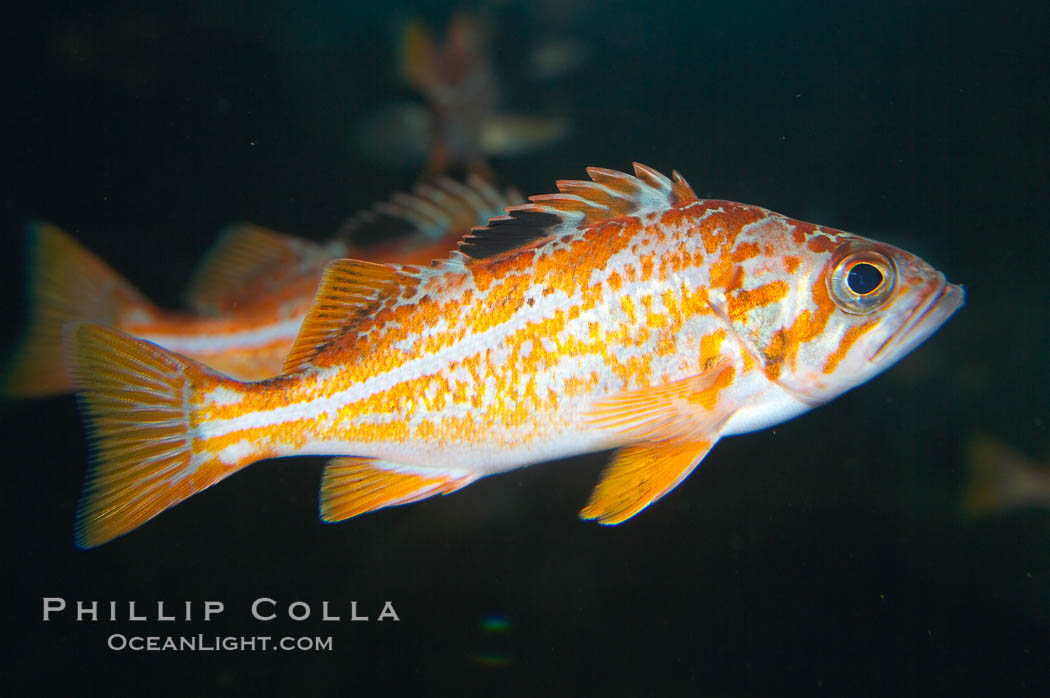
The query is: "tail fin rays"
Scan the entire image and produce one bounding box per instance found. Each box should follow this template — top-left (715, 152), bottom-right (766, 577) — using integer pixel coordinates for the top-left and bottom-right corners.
top-left (72, 324), bottom-right (252, 548)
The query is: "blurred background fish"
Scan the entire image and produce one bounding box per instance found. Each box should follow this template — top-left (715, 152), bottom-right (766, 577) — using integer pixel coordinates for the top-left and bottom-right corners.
top-left (2, 178), bottom-right (520, 395)
top-left (962, 434), bottom-right (1050, 517)
top-left (352, 12), bottom-right (569, 178)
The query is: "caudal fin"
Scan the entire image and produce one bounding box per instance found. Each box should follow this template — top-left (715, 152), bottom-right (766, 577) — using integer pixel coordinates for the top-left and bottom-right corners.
top-left (71, 324), bottom-right (254, 548)
top-left (2, 223), bottom-right (156, 398)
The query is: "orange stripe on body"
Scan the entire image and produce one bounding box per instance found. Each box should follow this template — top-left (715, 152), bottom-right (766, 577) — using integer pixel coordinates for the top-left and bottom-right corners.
top-left (761, 267), bottom-right (838, 381)
top-left (822, 320), bottom-right (879, 374)
top-left (726, 281), bottom-right (790, 322)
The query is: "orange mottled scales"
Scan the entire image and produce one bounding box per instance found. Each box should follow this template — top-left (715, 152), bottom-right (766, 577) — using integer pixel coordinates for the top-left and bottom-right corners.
top-left (69, 163), bottom-right (964, 547)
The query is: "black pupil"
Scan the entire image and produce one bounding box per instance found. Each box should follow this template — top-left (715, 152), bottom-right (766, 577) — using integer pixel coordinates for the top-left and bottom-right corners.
top-left (847, 263), bottom-right (883, 295)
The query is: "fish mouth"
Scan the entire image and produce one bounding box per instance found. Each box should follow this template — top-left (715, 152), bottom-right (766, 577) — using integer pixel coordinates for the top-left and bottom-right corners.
top-left (871, 274), bottom-right (964, 364)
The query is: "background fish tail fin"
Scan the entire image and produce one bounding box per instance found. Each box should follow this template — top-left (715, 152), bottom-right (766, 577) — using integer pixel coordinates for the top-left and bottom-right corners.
top-left (71, 324), bottom-right (255, 548)
top-left (2, 223), bottom-right (157, 398)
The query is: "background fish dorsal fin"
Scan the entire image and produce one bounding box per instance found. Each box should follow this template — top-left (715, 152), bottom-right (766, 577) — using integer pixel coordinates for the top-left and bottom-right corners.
top-left (458, 163), bottom-right (698, 260)
top-left (335, 175), bottom-right (521, 250)
top-left (184, 224), bottom-right (326, 315)
top-left (282, 259), bottom-right (422, 373)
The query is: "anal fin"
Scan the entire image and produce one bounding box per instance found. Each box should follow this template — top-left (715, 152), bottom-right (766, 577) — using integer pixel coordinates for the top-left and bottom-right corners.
top-left (320, 457), bottom-right (476, 522)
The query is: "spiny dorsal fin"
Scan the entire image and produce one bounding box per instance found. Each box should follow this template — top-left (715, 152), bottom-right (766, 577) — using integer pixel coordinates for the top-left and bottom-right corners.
top-left (459, 163), bottom-right (698, 260)
top-left (184, 224), bottom-right (326, 315)
top-left (336, 175), bottom-right (521, 249)
top-left (282, 259), bottom-right (422, 373)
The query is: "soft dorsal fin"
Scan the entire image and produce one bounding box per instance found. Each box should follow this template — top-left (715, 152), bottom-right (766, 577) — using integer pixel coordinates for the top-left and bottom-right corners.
top-left (459, 163), bottom-right (698, 260)
top-left (336, 175), bottom-right (521, 249)
top-left (282, 259), bottom-right (422, 373)
top-left (184, 224), bottom-right (326, 315)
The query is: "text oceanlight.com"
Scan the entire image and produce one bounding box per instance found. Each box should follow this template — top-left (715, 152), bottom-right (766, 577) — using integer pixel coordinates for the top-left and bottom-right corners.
top-left (107, 634), bottom-right (334, 652)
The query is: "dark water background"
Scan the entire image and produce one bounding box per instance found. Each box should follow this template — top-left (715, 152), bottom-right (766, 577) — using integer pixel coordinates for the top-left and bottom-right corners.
top-left (3, 0), bottom-right (1047, 695)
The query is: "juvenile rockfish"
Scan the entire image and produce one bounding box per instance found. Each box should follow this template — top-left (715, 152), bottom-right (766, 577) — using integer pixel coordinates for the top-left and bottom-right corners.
top-left (70, 164), bottom-right (963, 547)
top-left (3, 177), bottom-right (516, 396)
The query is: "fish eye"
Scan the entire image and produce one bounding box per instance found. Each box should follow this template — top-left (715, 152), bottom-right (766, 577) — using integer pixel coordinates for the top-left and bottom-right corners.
top-left (846, 262), bottom-right (884, 295)
top-left (827, 243), bottom-right (898, 314)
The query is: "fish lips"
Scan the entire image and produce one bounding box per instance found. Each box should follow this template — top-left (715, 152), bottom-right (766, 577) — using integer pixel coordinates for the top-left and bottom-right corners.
top-left (871, 273), bottom-right (964, 366)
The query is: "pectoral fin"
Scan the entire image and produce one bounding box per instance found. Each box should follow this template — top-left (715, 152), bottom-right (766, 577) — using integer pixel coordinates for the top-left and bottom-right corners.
top-left (583, 358), bottom-right (736, 442)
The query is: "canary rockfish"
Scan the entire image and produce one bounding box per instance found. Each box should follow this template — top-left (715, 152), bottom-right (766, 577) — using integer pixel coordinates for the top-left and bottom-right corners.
top-left (69, 164), bottom-right (963, 547)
